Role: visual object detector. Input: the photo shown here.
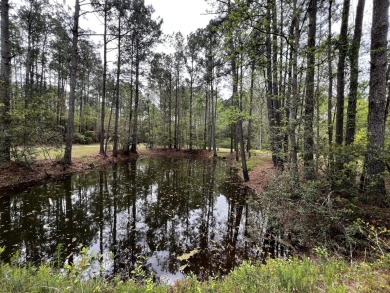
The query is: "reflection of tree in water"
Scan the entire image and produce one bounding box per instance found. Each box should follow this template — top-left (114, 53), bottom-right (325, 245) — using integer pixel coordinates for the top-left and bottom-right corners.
top-left (0, 195), bottom-right (13, 262)
top-left (0, 157), bottom-right (292, 282)
top-left (0, 174), bottom-right (100, 267)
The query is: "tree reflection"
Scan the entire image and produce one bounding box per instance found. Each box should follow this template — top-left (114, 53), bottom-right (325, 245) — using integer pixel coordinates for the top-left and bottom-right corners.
top-left (0, 157), bottom-right (291, 282)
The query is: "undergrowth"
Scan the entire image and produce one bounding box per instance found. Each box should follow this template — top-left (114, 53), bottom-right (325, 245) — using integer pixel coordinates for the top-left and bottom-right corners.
top-left (0, 250), bottom-right (389, 292)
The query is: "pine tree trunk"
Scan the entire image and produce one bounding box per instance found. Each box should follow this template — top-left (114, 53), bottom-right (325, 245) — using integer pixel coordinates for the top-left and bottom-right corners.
top-left (303, 0), bottom-right (317, 180)
top-left (363, 0), bottom-right (389, 202)
top-left (168, 75), bottom-right (172, 149)
top-left (113, 16), bottom-right (121, 157)
top-left (247, 61), bottom-right (255, 158)
top-left (100, 0), bottom-right (108, 155)
top-left (272, 0), bottom-right (283, 169)
top-left (327, 0), bottom-right (334, 170)
top-left (266, 0), bottom-right (275, 166)
top-left (0, 0), bottom-right (11, 163)
top-left (174, 74), bottom-right (179, 149)
top-left (288, 0), bottom-right (299, 180)
top-left (335, 0), bottom-right (350, 169)
top-left (189, 63), bottom-right (194, 150)
top-left (125, 43), bottom-right (134, 155)
top-left (131, 47), bottom-right (140, 153)
top-left (213, 84), bottom-right (218, 158)
top-left (345, 0), bottom-right (365, 145)
top-left (63, 0), bottom-right (80, 165)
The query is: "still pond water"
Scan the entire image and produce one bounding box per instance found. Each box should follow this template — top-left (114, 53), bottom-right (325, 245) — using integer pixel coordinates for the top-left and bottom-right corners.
top-left (0, 157), bottom-right (288, 284)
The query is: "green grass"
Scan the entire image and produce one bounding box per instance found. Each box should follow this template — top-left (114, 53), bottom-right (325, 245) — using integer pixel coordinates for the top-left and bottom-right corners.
top-left (246, 150), bottom-right (271, 171)
top-left (1, 252), bottom-right (388, 292)
top-left (36, 144), bottom-right (103, 160)
top-left (35, 144), bottom-right (149, 160)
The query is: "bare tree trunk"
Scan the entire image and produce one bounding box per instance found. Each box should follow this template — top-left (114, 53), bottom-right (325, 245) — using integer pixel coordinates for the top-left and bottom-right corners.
top-left (100, 0), bottom-right (108, 155)
top-left (303, 0), bottom-right (317, 180)
top-left (125, 43), bottom-right (133, 155)
top-left (63, 0), bottom-right (80, 165)
top-left (213, 82), bottom-right (218, 158)
top-left (363, 0), bottom-right (389, 202)
top-left (335, 0), bottom-right (350, 168)
top-left (131, 46), bottom-right (140, 153)
top-left (168, 75), bottom-right (172, 149)
top-left (189, 63), bottom-right (194, 150)
top-left (266, 0), bottom-right (275, 166)
top-left (105, 97), bottom-right (113, 156)
top-left (272, 0), bottom-right (283, 169)
top-left (113, 16), bottom-right (121, 157)
top-left (288, 0), bottom-right (299, 180)
top-left (210, 69), bottom-right (216, 157)
top-left (345, 0), bottom-right (365, 145)
top-left (247, 61), bottom-right (255, 158)
top-left (327, 0), bottom-right (334, 170)
top-left (204, 85), bottom-right (208, 150)
top-left (0, 0), bottom-right (11, 163)
top-left (174, 74), bottom-right (179, 149)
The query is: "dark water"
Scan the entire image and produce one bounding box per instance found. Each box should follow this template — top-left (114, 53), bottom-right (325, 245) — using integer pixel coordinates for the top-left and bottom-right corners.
top-left (0, 157), bottom-right (288, 283)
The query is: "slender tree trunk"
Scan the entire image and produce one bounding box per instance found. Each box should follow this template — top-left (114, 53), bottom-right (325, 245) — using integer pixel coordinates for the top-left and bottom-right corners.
top-left (105, 97), bottom-right (113, 156)
top-left (247, 61), bottom-right (255, 158)
top-left (204, 87), bottom-right (208, 150)
top-left (363, 0), bottom-right (389, 202)
top-left (345, 0), bottom-right (365, 145)
top-left (210, 69), bottom-right (216, 157)
top-left (228, 0), bottom-right (248, 180)
top-left (213, 82), bottom-right (218, 158)
top-left (174, 73), bottom-right (179, 149)
top-left (238, 66), bottom-right (249, 181)
top-left (303, 0), bottom-right (317, 180)
top-left (266, 0), bottom-right (275, 164)
top-left (113, 16), bottom-right (121, 157)
top-left (288, 0), bottom-right (299, 180)
top-left (63, 0), bottom-right (80, 165)
top-left (327, 0), bottom-right (334, 170)
top-left (125, 47), bottom-right (133, 155)
top-left (272, 0), bottom-right (283, 169)
top-left (131, 47), bottom-right (140, 153)
top-left (189, 64), bottom-right (194, 150)
top-left (266, 0), bottom-right (282, 169)
top-left (99, 0), bottom-right (108, 155)
top-left (0, 0), bottom-right (11, 163)
top-left (168, 75), bottom-right (172, 149)
top-left (335, 0), bottom-right (350, 168)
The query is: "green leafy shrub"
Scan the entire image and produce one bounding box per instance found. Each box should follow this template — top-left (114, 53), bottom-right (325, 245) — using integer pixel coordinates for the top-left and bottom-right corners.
top-left (73, 133), bottom-right (86, 144)
top-left (85, 131), bottom-right (97, 143)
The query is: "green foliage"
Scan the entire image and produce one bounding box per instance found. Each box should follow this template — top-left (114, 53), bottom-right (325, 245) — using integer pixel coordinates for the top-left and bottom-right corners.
top-left (219, 106), bottom-right (249, 126)
top-left (0, 249), bottom-right (388, 292)
top-left (173, 256), bottom-right (389, 293)
top-left (258, 168), bottom-right (390, 259)
top-left (73, 133), bottom-right (93, 145)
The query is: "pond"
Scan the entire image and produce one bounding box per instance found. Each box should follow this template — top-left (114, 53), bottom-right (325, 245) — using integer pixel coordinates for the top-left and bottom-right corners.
top-left (0, 157), bottom-right (289, 284)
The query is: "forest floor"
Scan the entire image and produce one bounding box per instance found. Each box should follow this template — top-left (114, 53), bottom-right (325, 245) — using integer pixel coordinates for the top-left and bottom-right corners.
top-left (1, 144), bottom-right (266, 191)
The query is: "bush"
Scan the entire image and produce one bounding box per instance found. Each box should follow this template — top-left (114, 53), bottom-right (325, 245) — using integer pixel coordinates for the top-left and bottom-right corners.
top-left (73, 133), bottom-right (86, 144)
top-left (85, 131), bottom-right (96, 142)
top-left (84, 136), bottom-right (93, 144)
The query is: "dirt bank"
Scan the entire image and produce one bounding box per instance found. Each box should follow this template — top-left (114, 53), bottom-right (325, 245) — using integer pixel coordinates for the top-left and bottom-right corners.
top-left (245, 161), bottom-right (275, 193)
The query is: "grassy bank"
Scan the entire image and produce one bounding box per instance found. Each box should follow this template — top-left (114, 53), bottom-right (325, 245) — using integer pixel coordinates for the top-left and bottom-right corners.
top-left (1, 253), bottom-right (389, 292)
top-left (36, 144), bottom-right (149, 160)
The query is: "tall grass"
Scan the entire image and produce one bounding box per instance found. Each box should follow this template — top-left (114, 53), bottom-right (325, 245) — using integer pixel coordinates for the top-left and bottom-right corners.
top-left (1, 248), bottom-right (388, 293)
